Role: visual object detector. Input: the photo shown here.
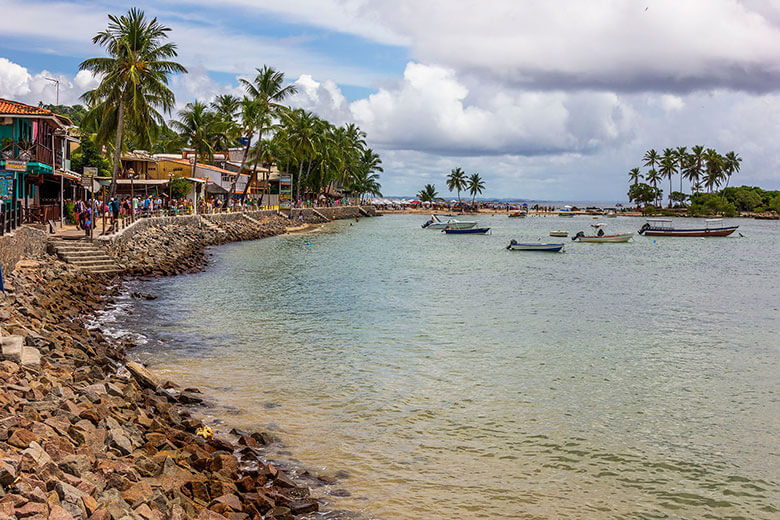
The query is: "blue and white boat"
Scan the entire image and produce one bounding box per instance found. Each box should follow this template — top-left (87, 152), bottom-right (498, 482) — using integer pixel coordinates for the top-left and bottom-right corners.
top-left (443, 227), bottom-right (491, 235)
top-left (422, 214), bottom-right (477, 230)
top-left (507, 240), bottom-right (564, 252)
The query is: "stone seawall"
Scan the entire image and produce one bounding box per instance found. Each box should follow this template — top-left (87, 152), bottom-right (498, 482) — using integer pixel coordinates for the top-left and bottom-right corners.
top-left (0, 226), bottom-right (47, 275)
top-left (289, 205), bottom-right (377, 223)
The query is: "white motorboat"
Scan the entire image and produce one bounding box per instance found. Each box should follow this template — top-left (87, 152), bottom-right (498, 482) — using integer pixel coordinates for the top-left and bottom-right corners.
top-left (507, 241), bottom-right (564, 252)
top-left (421, 214), bottom-right (477, 230)
top-left (571, 223), bottom-right (633, 242)
top-left (549, 230), bottom-right (569, 237)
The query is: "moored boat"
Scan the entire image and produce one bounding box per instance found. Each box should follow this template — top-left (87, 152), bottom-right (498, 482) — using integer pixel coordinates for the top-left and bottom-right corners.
top-left (422, 214), bottom-right (477, 230)
top-left (506, 240), bottom-right (564, 252)
top-left (638, 218), bottom-right (738, 237)
top-left (572, 232), bottom-right (633, 243)
top-left (508, 211), bottom-right (527, 218)
top-left (549, 230), bottom-right (569, 237)
top-left (558, 212), bottom-right (575, 218)
top-left (443, 227), bottom-right (491, 235)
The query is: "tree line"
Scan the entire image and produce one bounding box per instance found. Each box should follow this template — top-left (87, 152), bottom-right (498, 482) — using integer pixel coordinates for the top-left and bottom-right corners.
top-left (73, 8), bottom-right (382, 204)
top-left (628, 146), bottom-right (741, 207)
top-left (417, 168), bottom-right (485, 205)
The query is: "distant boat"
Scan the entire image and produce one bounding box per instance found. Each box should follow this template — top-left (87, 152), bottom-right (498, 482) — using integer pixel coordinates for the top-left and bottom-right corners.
top-left (558, 212), bottom-right (575, 218)
top-left (443, 227), bottom-right (491, 235)
top-left (508, 211), bottom-right (527, 218)
top-left (638, 218), bottom-right (738, 237)
top-left (422, 215), bottom-right (477, 230)
top-left (605, 211), bottom-right (618, 218)
top-left (506, 240), bottom-right (564, 252)
top-left (549, 230), bottom-right (569, 237)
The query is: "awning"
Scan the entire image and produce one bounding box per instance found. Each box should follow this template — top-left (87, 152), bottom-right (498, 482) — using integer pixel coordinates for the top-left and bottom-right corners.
top-left (206, 183), bottom-right (228, 194)
top-left (115, 179), bottom-right (170, 185)
top-left (185, 177), bottom-right (211, 184)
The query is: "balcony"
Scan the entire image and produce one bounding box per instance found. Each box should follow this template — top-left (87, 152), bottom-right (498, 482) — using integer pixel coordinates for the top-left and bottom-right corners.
top-left (1, 140), bottom-right (58, 169)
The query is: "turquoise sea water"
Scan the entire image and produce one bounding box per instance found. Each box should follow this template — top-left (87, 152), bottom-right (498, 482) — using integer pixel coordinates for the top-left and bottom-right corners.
top-left (113, 214), bottom-right (779, 519)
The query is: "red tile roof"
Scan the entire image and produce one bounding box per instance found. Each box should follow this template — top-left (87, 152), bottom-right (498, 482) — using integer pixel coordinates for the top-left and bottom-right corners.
top-left (0, 99), bottom-right (54, 116)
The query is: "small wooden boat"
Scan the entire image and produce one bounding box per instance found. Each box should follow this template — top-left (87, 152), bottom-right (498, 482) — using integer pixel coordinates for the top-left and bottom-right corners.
top-left (549, 230), bottom-right (569, 237)
top-left (508, 211), bottom-right (527, 218)
top-left (506, 240), bottom-right (564, 252)
top-left (638, 218), bottom-right (738, 237)
top-left (443, 227), bottom-right (491, 235)
top-left (572, 231), bottom-right (633, 243)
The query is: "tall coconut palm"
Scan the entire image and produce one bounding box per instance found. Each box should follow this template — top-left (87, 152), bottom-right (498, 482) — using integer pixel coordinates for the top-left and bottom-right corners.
top-left (675, 146), bottom-right (688, 193)
top-left (446, 167), bottom-right (468, 206)
top-left (417, 184), bottom-right (438, 202)
top-left (645, 168), bottom-right (662, 206)
top-left (467, 173), bottom-right (485, 204)
top-left (722, 151), bottom-right (742, 192)
top-left (643, 149), bottom-right (659, 175)
top-left (628, 167), bottom-right (642, 186)
top-left (228, 65), bottom-right (298, 204)
top-left (351, 169), bottom-right (382, 204)
top-left (80, 8), bottom-right (186, 197)
top-left (659, 149), bottom-right (678, 207)
top-left (685, 145), bottom-right (705, 193)
top-left (704, 148), bottom-right (724, 192)
top-left (210, 94), bottom-right (241, 122)
top-left (171, 101), bottom-right (225, 179)
top-left (282, 108), bottom-right (318, 201)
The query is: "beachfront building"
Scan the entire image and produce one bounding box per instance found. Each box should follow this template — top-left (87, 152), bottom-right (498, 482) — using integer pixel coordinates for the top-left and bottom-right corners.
top-left (0, 99), bottom-right (80, 224)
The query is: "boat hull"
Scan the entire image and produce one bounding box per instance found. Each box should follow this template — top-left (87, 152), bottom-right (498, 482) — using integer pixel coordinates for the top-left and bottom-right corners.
top-left (574, 233), bottom-right (633, 243)
top-left (640, 226), bottom-right (738, 237)
top-left (508, 242), bottom-right (564, 252)
top-left (423, 220), bottom-right (477, 230)
top-left (549, 231), bottom-right (569, 237)
top-left (444, 227), bottom-right (491, 235)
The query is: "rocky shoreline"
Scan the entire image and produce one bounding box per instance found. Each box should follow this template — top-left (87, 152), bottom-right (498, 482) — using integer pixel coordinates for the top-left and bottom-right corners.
top-left (0, 214), bottom-right (364, 520)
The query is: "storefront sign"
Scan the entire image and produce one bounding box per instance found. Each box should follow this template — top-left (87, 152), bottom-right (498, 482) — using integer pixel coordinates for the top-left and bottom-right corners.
top-left (0, 171), bottom-right (14, 202)
top-left (4, 160), bottom-right (27, 172)
top-left (279, 174), bottom-right (293, 209)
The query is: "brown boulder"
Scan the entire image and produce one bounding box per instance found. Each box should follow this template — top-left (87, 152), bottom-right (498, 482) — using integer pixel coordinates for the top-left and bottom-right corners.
top-left (8, 429), bottom-right (41, 449)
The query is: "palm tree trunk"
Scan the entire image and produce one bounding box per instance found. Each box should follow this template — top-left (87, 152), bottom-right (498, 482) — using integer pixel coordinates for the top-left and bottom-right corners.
top-left (110, 95), bottom-right (125, 199)
top-left (296, 159), bottom-right (304, 202)
top-left (241, 160), bottom-right (258, 201)
top-left (669, 177), bottom-right (673, 208)
top-left (228, 134), bottom-right (253, 207)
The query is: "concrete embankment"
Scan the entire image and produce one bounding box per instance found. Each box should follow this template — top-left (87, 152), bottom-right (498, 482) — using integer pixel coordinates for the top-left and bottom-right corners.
top-left (0, 207), bottom-right (375, 520)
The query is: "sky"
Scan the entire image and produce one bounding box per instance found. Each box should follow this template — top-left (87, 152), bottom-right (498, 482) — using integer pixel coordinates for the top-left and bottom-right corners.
top-left (1, 0), bottom-right (779, 200)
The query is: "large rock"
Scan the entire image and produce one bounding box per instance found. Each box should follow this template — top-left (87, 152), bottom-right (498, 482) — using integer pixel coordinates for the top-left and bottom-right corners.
top-left (21, 441), bottom-right (54, 467)
top-left (0, 336), bottom-right (23, 363)
top-left (126, 362), bottom-right (159, 390)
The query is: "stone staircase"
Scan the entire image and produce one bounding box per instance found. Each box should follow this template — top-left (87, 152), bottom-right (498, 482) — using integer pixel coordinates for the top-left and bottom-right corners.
top-left (49, 238), bottom-right (124, 274)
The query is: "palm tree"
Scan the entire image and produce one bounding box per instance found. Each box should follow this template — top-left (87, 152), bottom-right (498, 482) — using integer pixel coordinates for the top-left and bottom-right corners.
top-left (171, 101), bottom-right (225, 180)
top-left (628, 167), bottom-right (642, 186)
top-left (282, 108), bottom-right (318, 201)
top-left (645, 168), bottom-right (662, 206)
top-left (210, 94), bottom-right (241, 122)
top-left (685, 145), bottom-right (705, 193)
top-left (659, 149), bottom-right (678, 207)
top-left (722, 151), bottom-right (742, 192)
top-left (417, 184), bottom-right (438, 202)
top-left (80, 8), bottom-right (186, 197)
top-left (446, 167), bottom-right (468, 206)
top-left (643, 149), bottom-right (659, 175)
top-left (704, 148), bottom-right (724, 192)
top-left (228, 65), bottom-right (298, 204)
top-left (355, 148), bottom-right (383, 203)
top-left (675, 146), bottom-right (688, 193)
top-left (467, 173), bottom-right (485, 204)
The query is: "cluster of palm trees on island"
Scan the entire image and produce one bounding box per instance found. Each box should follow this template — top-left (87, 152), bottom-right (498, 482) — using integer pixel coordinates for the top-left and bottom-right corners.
top-left (417, 168), bottom-right (486, 205)
top-left (628, 146), bottom-right (741, 208)
top-left (76, 8), bottom-right (382, 205)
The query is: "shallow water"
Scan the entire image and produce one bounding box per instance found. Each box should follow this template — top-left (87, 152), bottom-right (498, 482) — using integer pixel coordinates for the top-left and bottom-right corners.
top-left (112, 214), bottom-right (779, 519)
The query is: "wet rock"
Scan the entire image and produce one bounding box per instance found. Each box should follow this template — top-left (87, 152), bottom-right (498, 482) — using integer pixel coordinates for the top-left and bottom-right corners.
top-left (126, 362), bottom-right (159, 390)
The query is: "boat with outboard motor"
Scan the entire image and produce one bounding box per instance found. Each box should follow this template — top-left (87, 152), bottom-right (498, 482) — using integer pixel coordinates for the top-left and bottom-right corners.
top-left (572, 223), bottom-right (632, 243)
top-left (422, 214), bottom-right (477, 230)
top-left (506, 240), bottom-right (564, 252)
top-left (638, 218), bottom-right (738, 237)
top-left (443, 227), bottom-right (491, 235)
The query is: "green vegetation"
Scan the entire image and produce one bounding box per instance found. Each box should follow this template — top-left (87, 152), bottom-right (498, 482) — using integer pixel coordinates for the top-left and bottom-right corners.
top-left (40, 104), bottom-right (89, 126)
top-left (169, 177), bottom-right (191, 199)
top-left (468, 173), bottom-right (485, 204)
top-left (70, 138), bottom-right (111, 177)
top-left (627, 182), bottom-right (661, 208)
top-left (417, 184), bottom-right (438, 202)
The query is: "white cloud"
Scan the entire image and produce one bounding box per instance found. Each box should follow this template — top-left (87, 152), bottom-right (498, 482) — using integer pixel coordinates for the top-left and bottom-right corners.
top-left (0, 58), bottom-right (33, 98)
top-left (288, 75), bottom-right (349, 123)
top-left (348, 62), bottom-right (634, 155)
